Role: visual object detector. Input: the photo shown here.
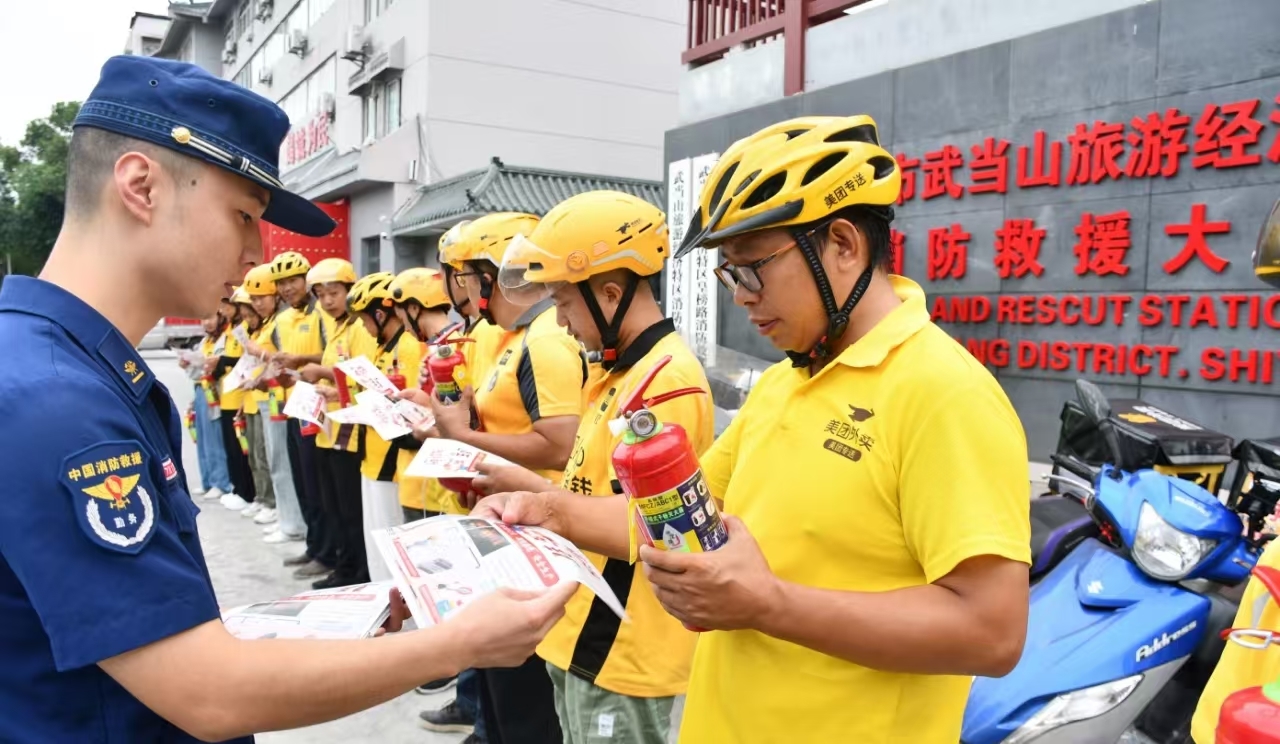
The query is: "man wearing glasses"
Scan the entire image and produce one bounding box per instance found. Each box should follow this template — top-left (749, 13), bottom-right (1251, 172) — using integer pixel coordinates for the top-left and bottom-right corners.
top-left (637, 114), bottom-right (1033, 743)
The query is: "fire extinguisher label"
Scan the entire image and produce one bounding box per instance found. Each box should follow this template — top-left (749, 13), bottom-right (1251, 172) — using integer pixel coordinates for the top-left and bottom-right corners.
top-left (633, 470), bottom-right (727, 553)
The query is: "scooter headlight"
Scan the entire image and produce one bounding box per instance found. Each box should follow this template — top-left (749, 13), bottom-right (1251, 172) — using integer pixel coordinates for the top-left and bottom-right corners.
top-left (1132, 502), bottom-right (1217, 581)
top-left (1004, 675), bottom-right (1142, 744)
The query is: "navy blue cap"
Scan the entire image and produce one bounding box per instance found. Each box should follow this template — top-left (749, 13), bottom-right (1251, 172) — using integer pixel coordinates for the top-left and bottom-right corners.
top-left (73, 55), bottom-right (335, 238)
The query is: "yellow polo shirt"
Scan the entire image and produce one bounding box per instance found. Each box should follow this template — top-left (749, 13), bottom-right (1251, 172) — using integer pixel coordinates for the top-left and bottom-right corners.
top-left (472, 301), bottom-right (587, 483)
top-left (360, 329), bottom-right (424, 483)
top-left (679, 276), bottom-right (1031, 744)
top-left (538, 319), bottom-right (713, 698)
top-left (1191, 539), bottom-right (1280, 743)
top-left (274, 300), bottom-right (327, 403)
top-left (315, 314), bottom-right (374, 453)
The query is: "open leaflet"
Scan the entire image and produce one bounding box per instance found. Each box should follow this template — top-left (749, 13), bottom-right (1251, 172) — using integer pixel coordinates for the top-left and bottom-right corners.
top-left (220, 582), bottom-right (394, 640)
top-left (404, 439), bottom-right (511, 480)
top-left (373, 515), bottom-right (627, 628)
top-left (323, 356), bottom-right (435, 437)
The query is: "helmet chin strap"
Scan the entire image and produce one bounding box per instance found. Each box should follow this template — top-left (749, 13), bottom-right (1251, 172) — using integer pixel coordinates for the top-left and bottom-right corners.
top-left (580, 275), bottom-right (639, 371)
top-left (785, 228), bottom-right (874, 369)
top-left (476, 272), bottom-right (497, 325)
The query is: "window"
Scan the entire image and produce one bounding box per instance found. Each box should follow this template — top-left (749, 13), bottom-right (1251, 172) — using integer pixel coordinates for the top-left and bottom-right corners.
top-left (309, 0), bottom-right (336, 28)
top-left (363, 82), bottom-right (383, 141)
top-left (237, 0), bottom-right (253, 38)
top-left (364, 0), bottom-right (379, 24)
top-left (385, 78), bottom-right (401, 133)
top-left (362, 237), bottom-right (381, 275)
top-left (284, 4), bottom-right (307, 49)
top-left (140, 37), bottom-right (161, 56)
top-left (263, 30), bottom-right (285, 68)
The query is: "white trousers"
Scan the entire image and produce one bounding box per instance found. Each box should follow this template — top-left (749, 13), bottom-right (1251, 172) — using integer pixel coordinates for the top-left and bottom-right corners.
top-left (361, 476), bottom-right (404, 582)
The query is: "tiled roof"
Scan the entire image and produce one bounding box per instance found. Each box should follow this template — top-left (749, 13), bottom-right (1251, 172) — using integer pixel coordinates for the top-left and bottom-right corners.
top-left (391, 157), bottom-right (664, 236)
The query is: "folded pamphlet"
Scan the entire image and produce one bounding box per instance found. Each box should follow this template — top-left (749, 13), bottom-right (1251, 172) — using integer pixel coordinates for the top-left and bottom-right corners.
top-left (374, 515), bottom-right (627, 628)
top-left (221, 582), bottom-right (394, 640)
top-left (404, 439), bottom-right (511, 479)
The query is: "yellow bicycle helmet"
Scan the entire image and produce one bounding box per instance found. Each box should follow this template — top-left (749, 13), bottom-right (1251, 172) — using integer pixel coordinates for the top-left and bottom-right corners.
top-left (439, 220), bottom-right (472, 270)
top-left (230, 285), bottom-right (251, 305)
top-left (675, 114), bottom-right (901, 366)
top-left (1255, 198), bottom-right (1280, 289)
top-left (347, 271), bottom-right (396, 314)
top-left (243, 264), bottom-right (278, 296)
top-left (307, 258), bottom-right (357, 290)
top-left (500, 191), bottom-right (667, 367)
top-left (269, 250), bottom-right (311, 281)
top-left (391, 267), bottom-right (451, 309)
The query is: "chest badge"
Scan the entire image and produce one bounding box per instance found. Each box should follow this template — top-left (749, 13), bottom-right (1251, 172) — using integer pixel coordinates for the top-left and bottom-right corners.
top-left (60, 440), bottom-right (157, 555)
top-left (820, 404), bottom-right (877, 463)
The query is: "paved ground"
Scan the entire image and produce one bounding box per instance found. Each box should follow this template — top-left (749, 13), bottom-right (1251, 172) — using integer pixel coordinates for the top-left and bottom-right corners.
top-left (151, 350), bottom-right (459, 744)
top-left (151, 348), bottom-right (1056, 743)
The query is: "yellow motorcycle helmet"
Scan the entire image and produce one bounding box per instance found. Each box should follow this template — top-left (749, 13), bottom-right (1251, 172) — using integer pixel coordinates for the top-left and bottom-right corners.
top-left (1255, 198), bottom-right (1280, 289)
top-left (499, 191), bottom-right (667, 368)
top-left (230, 285), bottom-right (250, 305)
top-left (306, 258), bottom-right (358, 290)
top-left (452, 212), bottom-right (541, 268)
top-left (270, 251), bottom-right (311, 281)
top-left (243, 264), bottom-right (277, 296)
top-left (390, 267), bottom-right (451, 309)
top-left (439, 220), bottom-right (472, 270)
top-left (347, 271), bottom-right (396, 314)
top-left (673, 114), bottom-right (901, 366)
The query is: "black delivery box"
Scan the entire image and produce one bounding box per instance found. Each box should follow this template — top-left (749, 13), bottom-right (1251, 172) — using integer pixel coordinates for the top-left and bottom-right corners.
top-left (1052, 398), bottom-right (1234, 494)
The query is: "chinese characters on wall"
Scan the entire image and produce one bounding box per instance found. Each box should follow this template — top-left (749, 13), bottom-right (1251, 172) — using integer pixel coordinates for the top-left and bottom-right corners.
top-left (888, 93), bottom-right (1280, 386)
top-left (665, 152), bottom-right (721, 366)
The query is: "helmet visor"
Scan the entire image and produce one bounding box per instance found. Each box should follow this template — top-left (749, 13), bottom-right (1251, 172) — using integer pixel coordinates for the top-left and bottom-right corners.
top-left (1255, 198), bottom-right (1280, 289)
top-left (498, 233), bottom-right (562, 305)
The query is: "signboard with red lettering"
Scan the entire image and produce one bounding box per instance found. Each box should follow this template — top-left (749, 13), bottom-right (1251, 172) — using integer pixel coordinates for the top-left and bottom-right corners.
top-left (283, 111), bottom-right (332, 169)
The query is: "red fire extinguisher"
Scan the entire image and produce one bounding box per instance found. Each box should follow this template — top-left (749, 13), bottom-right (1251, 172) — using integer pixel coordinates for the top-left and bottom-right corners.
top-left (611, 354), bottom-right (725, 632)
top-left (333, 341), bottom-right (353, 409)
top-left (185, 406), bottom-right (198, 443)
top-left (266, 378), bottom-right (287, 422)
top-left (200, 375), bottom-right (218, 407)
top-left (427, 338), bottom-right (474, 401)
top-left (387, 358), bottom-right (407, 392)
top-left (233, 413), bottom-right (249, 455)
top-left (1216, 564), bottom-right (1280, 743)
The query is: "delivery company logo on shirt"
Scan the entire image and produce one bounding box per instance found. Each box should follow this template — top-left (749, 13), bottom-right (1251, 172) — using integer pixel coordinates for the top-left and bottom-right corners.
top-left (821, 405), bottom-right (876, 463)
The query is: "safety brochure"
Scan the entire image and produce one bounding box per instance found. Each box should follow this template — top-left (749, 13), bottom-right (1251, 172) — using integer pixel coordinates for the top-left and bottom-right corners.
top-left (404, 439), bottom-right (512, 480)
top-left (220, 582), bottom-right (394, 640)
top-left (373, 515), bottom-right (627, 627)
top-left (336, 356), bottom-right (400, 398)
top-left (222, 354), bottom-right (266, 393)
top-left (355, 390), bottom-right (413, 440)
top-left (282, 381), bottom-right (328, 428)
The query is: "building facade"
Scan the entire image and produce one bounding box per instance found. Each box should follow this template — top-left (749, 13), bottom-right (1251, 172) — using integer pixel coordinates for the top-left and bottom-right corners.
top-left (663, 0), bottom-right (1280, 456)
top-left (143, 0), bottom-right (683, 270)
top-left (124, 12), bottom-right (170, 57)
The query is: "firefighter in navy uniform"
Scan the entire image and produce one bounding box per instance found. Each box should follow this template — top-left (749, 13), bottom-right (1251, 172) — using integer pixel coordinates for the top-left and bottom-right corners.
top-left (0, 55), bottom-right (574, 744)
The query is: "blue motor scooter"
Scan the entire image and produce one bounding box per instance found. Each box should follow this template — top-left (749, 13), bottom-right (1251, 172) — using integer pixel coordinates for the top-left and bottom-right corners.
top-left (962, 379), bottom-right (1269, 744)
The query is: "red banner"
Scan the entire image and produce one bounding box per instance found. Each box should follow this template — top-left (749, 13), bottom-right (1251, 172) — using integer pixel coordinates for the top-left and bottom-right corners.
top-left (259, 199), bottom-right (351, 267)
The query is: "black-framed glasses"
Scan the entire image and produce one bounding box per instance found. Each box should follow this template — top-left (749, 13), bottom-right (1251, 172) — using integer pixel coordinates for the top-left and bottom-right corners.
top-left (713, 221), bottom-right (830, 293)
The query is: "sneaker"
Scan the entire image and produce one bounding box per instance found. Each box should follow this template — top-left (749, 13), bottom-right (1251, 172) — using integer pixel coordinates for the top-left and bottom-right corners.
top-left (203, 486), bottom-right (224, 501)
top-left (240, 502), bottom-right (263, 518)
top-left (312, 573), bottom-right (361, 590)
top-left (292, 560), bottom-right (331, 579)
top-left (417, 700), bottom-right (474, 734)
top-left (221, 493), bottom-right (249, 511)
top-left (253, 507), bottom-right (278, 525)
top-left (283, 552), bottom-right (314, 567)
top-left (415, 676), bottom-right (458, 694)
top-left (263, 530), bottom-right (302, 544)
top-left (263, 524), bottom-right (281, 535)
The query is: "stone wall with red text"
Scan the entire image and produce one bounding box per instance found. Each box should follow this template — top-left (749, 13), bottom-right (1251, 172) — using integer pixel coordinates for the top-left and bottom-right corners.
top-left (664, 0), bottom-right (1280, 456)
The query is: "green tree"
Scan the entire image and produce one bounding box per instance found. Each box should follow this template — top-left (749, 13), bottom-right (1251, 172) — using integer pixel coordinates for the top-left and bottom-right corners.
top-left (0, 101), bottom-right (80, 277)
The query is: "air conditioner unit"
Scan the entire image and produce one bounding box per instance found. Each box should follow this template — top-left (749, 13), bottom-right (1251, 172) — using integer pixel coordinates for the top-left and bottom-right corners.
top-left (245, 28), bottom-right (254, 43)
top-left (288, 30), bottom-right (308, 56)
top-left (222, 41), bottom-right (237, 64)
top-left (258, 68), bottom-right (273, 85)
top-left (320, 92), bottom-right (336, 117)
top-left (255, 0), bottom-right (274, 21)
top-left (407, 158), bottom-right (419, 182)
top-left (340, 25), bottom-right (369, 62)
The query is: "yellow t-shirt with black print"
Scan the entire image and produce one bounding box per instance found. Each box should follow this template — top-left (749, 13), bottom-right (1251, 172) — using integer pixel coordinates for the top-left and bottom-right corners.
top-left (537, 319), bottom-right (713, 698)
top-left (472, 299), bottom-right (587, 484)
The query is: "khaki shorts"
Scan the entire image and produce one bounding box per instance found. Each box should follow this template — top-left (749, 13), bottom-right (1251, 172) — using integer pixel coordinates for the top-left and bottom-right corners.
top-left (546, 662), bottom-right (683, 744)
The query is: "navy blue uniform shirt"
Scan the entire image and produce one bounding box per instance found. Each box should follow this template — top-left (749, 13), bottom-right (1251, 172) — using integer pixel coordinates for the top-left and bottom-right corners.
top-left (0, 277), bottom-right (253, 744)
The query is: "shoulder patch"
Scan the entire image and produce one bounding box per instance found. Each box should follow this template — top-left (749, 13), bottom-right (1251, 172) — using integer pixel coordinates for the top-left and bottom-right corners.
top-left (60, 440), bottom-right (157, 555)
